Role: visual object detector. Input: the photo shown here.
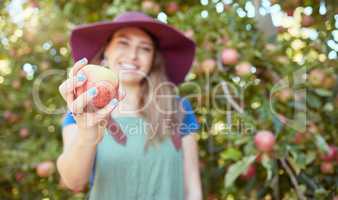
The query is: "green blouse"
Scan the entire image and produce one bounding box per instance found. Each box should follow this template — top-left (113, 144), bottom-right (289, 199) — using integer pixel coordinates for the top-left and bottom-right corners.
top-left (88, 116), bottom-right (185, 200)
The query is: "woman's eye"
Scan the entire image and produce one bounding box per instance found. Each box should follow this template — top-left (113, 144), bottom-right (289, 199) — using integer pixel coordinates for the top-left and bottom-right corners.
top-left (141, 47), bottom-right (152, 52)
top-left (118, 41), bottom-right (128, 45)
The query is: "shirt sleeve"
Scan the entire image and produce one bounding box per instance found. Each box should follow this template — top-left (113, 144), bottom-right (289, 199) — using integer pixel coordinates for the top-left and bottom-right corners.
top-left (179, 97), bottom-right (200, 137)
top-left (61, 111), bottom-right (77, 128)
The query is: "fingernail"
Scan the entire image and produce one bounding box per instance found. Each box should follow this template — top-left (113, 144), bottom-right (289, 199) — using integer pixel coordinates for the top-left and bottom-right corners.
top-left (79, 58), bottom-right (88, 65)
top-left (88, 87), bottom-right (97, 96)
top-left (76, 73), bottom-right (86, 82)
top-left (109, 98), bottom-right (119, 107)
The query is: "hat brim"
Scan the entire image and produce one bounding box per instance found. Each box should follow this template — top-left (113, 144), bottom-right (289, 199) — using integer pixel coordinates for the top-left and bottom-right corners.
top-left (70, 20), bottom-right (195, 85)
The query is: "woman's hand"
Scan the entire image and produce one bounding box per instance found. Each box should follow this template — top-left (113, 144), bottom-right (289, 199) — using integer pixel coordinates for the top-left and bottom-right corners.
top-left (58, 58), bottom-right (125, 142)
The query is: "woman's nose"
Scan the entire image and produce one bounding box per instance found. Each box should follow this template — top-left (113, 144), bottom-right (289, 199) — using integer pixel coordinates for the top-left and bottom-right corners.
top-left (127, 47), bottom-right (138, 61)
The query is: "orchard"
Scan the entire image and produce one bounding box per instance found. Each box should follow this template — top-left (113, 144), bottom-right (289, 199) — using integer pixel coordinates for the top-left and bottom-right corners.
top-left (0, 0), bottom-right (337, 199)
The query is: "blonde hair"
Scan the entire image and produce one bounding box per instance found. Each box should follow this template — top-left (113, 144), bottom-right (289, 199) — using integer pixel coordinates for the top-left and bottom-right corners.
top-left (90, 30), bottom-right (184, 150)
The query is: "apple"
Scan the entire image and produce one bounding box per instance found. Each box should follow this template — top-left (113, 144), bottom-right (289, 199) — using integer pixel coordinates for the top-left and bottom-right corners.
top-left (19, 127), bottom-right (29, 139)
top-left (294, 132), bottom-right (307, 144)
top-left (3, 111), bottom-right (12, 121)
top-left (301, 15), bottom-right (315, 27)
top-left (3, 111), bottom-right (20, 124)
top-left (12, 80), bottom-right (21, 89)
top-left (239, 164), bottom-right (256, 180)
top-left (309, 69), bottom-right (325, 86)
top-left (183, 29), bottom-right (194, 40)
top-left (142, 0), bottom-right (160, 13)
top-left (166, 2), bottom-right (179, 14)
top-left (75, 65), bottom-right (118, 109)
top-left (286, 9), bottom-right (294, 16)
top-left (235, 62), bottom-right (251, 76)
top-left (320, 146), bottom-right (337, 162)
top-left (36, 161), bottom-right (55, 177)
top-left (254, 130), bottom-right (276, 152)
top-left (322, 75), bottom-right (336, 89)
top-left (320, 162), bottom-right (334, 174)
top-left (222, 48), bottom-right (239, 65)
top-left (276, 88), bottom-right (293, 102)
top-left (200, 59), bottom-right (216, 74)
top-left (15, 171), bottom-right (25, 182)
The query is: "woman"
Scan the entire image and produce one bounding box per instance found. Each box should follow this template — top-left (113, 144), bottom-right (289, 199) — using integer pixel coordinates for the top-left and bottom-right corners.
top-left (57, 11), bottom-right (202, 200)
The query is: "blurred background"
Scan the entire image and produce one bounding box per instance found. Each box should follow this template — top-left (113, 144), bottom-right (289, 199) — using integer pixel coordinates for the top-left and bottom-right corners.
top-left (0, 0), bottom-right (337, 199)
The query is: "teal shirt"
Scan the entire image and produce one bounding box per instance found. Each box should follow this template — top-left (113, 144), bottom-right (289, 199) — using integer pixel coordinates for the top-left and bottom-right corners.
top-left (89, 117), bottom-right (184, 200)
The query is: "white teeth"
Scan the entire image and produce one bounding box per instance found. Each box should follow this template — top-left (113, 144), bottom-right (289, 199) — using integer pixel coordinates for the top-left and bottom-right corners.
top-left (120, 63), bottom-right (137, 70)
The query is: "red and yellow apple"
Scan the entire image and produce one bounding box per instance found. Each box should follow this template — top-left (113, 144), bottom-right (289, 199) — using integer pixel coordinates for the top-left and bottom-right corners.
top-left (75, 65), bottom-right (119, 109)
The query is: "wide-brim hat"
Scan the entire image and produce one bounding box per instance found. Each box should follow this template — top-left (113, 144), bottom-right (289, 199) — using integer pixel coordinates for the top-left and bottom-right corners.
top-left (70, 11), bottom-right (196, 85)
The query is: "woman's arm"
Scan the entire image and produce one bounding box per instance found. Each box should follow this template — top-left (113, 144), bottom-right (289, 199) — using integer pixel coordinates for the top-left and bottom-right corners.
top-left (56, 124), bottom-right (98, 192)
top-left (182, 134), bottom-right (203, 200)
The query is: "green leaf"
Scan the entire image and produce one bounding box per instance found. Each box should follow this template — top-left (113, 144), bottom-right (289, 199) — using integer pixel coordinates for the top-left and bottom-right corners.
top-left (220, 148), bottom-right (242, 161)
top-left (314, 89), bottom-right (332, 97)
top-left (305, 151), bottom-right (316, 165)
top-left (224, 155), bottom-right (256, 188)
top-left (307, 93), bottom-right (322, 109)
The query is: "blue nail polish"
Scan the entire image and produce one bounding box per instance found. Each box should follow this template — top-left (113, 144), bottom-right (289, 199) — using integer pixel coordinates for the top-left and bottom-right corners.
top-left (88, 87), bottom-right (97, 96)
top-left (79, 58), bottom-right (88, 65)
top-left (76, 73), bottom-right (86, 82)
top-left (109, 98), bottom-right (118, 107)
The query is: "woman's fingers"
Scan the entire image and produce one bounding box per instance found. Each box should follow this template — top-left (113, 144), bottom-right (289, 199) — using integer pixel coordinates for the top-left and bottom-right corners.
top-left (69, 58), bottom-right (88, 78)
top-left (58, 73), bottom-right (87, 101)
top-left (70, 87), bottom-right (98, 114)
top-left (93, 98), bottom-right (119, 123)
top-left (117, 84), bottom-right (126, 101)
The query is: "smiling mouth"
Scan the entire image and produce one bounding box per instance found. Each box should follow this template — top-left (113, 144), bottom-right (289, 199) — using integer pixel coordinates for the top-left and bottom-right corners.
top-left (118, 63), bottom-right (139, 71)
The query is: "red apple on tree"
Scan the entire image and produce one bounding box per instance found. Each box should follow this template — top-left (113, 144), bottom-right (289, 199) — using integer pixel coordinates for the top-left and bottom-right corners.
top-left (222, 48), bottom-right (239, 65)
top-left (254, 130), bottom-right (276, 152)
top-left (141, 0), bottom-right (160, 14)
top-left (320, 146), bottom-right (337, 162)
top-left (19, 127), bottom-right (29, 139)
top-left (235, 62), bottom-right (251, 76)
top-left (200, 59), bottom-right (216, 74)
top-left (166, 2), bottom-right (179, 15)
top-left (15, 171), bottom-right (25, 182)
top-left (183, 29), bottom-right (194, 40)
top-left (276, 88), bottom-right (293, 102)
top-left (309, 69), bottom-right (325, 86)
top-left (75, 65), bottom-right (119, 109)
top-left (294, 132), bottom-right (308, 144)
top-left (36, 161), bottom-right (55, 178)
top-left (239, 164), bottom-right (256, 180)
top-left (301, 15), bottom-right (315, 27)
top-left (320, 162), bottom-right (334, 174)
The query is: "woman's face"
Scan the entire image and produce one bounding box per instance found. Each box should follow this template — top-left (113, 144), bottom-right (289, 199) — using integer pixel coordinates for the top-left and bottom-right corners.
top-left (103, 27), bottom-right (155, 85)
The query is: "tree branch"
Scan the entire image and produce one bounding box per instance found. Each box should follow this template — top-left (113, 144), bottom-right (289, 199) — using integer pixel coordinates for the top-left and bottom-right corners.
top-left (280, 158), bottom-right (306, 200)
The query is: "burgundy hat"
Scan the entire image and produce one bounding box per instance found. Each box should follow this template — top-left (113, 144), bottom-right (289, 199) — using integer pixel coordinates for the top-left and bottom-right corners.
top-left (70, 11), bottom-right (196, 85)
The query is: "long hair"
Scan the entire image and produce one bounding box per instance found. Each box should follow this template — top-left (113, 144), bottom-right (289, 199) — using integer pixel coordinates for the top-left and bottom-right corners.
top-left (90, 30), bottom-right (184, 150)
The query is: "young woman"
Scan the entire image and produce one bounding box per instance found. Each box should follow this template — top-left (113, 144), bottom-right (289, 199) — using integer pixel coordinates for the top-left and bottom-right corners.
top-left (57, 11), bottom-right (202, 200)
